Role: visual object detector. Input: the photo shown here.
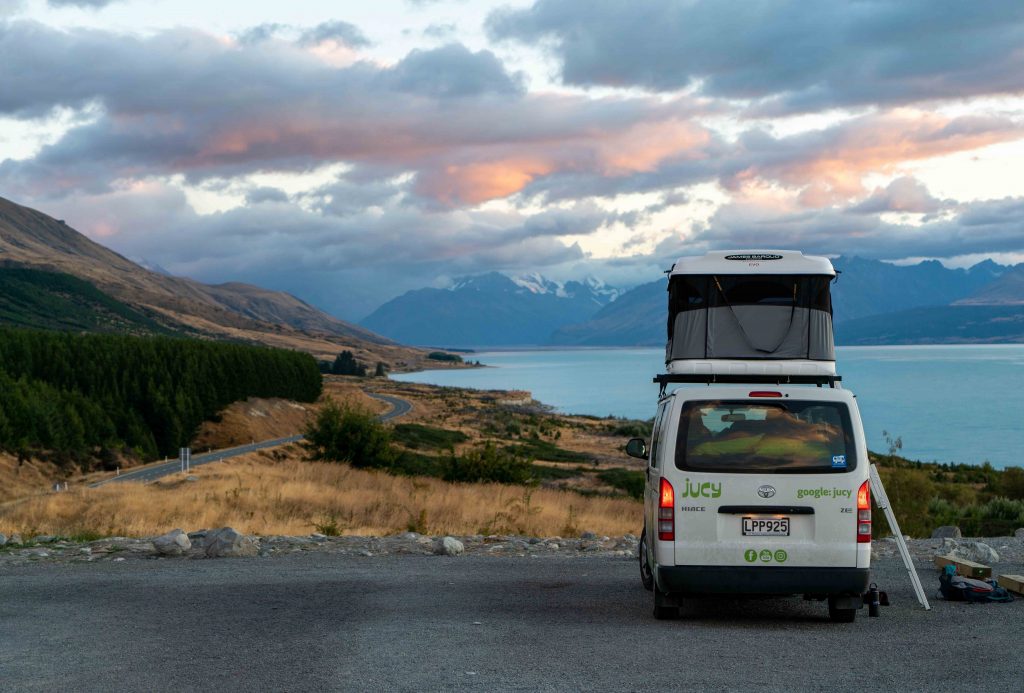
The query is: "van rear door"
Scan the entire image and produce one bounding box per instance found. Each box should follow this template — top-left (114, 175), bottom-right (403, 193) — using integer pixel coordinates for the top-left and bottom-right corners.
top-left (668, 396), bottom-right (863, 569)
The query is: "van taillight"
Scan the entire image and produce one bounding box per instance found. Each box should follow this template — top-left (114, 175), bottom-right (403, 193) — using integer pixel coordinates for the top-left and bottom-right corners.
top-left (856, 480), bottom-right (871, 543)
top-left (748, 391), bottom-right (782, 398)
top-left (658, 478), bottom-right (675, 541)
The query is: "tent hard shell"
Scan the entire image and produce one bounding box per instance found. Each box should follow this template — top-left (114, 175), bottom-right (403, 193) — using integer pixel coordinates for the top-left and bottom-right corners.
top-left (666, 250), bottom-right (837, 376)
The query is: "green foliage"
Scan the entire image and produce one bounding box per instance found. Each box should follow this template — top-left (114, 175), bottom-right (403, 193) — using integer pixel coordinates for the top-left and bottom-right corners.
top-left (606, 418), bottom-right (654, 438)
top-left (928, 496), bottom-right (1024, 537)
top-left (503, 438), bottom-right (592, 464)
top-left (598, 468), bottom-right (645, 499)
top-left (427, 351), bottom-right (463, 363)
top-left (304, 399), bottom-right (397, 468)
top-left (0, 328), bottom-right (321, 466)
top-left (331, 351), bottom-right (367, 376)
top-left (391, 423), bottom-right (468, 450)
top-left (0, 267), bottom-right (170, 335)
top-left (374, 361), bottom-right (387, 377)
top-left (443, 442), bottom-right (533, 484)
top-left (991, 466), bottom-right (1024, 500)
top-left (312, 515), bottom-right (344, 536)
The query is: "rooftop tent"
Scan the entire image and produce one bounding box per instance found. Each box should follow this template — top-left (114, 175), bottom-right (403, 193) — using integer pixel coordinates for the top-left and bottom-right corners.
top-left (666, 251), bottom-right (836, 374)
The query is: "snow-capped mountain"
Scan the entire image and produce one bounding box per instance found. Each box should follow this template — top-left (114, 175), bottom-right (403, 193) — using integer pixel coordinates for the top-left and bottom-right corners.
top-left (361, 271), bottom-right (622, 347)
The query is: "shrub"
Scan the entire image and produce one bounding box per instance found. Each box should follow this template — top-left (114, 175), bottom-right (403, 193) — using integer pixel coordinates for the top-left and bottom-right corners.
top-left (598, 468), bottom-right (645, 499)
top-left (304, 399), bottom-right (397, 469)
top-left (427, 352), bottom-right (463, 363)
top-left (443, 442), bottom-right (533, 484)
top-left (391, 423), bottom-right (468, 450)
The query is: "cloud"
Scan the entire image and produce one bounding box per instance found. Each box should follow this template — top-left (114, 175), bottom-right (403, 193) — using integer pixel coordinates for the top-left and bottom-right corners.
top-left (680, 189), bottom-right (1024, 263)
top-left (297, 20), bottom-right (370, 48)
top-left (489, 0), bottom-right (1024, 112)
top-left (47, 0), bottom-right (120, 7)
top-left (388, 43), bottom-right (523, 97)
top-left (851, 177), bottom-right (947, 215)
top-left (0, 22), bottom-right (710, 207)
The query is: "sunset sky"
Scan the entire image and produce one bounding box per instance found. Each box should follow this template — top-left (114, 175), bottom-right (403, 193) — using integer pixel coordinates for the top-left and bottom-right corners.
top-left (2, 0), bottom-right (1024, 318)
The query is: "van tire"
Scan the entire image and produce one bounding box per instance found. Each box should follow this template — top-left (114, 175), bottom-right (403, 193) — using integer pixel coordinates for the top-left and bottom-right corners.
top-left (639, 529), bottom-right (654, 591)
top-left (653, 589), bottom-right (678, 620)
top-left (828, 597), bottom-right (857, 623)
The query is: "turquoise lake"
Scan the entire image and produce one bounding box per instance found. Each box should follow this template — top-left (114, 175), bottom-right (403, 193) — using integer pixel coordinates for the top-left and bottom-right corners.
top-left (393, 345), bottom-right (1024, 469)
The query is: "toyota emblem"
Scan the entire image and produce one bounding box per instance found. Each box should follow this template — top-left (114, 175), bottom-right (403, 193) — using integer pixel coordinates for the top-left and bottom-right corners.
top-left (757, 485), bottom-right (776, 498)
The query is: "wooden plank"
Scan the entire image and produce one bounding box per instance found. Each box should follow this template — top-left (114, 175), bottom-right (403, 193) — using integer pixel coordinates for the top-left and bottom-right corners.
top-left (934, 554), bottom-right (991, 580)
top-left (996, 574), bottom-right (1024, 596)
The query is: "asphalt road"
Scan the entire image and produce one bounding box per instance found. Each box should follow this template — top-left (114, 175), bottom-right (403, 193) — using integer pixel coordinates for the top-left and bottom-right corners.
top-left (91, 392), bottom-right (412, 487)
top-left (365, 392), bottom-right (413, 422)
top-left (1, 554), bottom-right (1020, 692)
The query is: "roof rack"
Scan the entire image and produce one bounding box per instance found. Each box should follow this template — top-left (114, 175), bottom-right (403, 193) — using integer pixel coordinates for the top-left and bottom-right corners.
top-left (654, 372), bottom-right (842, 396)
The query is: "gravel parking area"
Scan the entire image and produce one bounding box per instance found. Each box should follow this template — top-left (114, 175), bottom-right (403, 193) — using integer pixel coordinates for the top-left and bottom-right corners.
top-left (1, 538), bottom-right (1021, 691)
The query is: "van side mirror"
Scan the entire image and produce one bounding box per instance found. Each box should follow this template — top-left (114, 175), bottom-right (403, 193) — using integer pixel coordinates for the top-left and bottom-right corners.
top-left (625, 438), bottom-right (648, 460)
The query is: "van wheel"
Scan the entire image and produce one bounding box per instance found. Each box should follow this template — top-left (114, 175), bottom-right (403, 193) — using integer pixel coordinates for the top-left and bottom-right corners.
top-left (639, 529), bottom-right (654, 591)
top-left (653, 589), bottom-right (678, 620)
top-left (828, 597), bottom-right (857, 623)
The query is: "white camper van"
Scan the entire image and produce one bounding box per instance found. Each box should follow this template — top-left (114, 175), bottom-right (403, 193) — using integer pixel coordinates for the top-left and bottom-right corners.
top-left (632, 250), bottom-right (870, 622)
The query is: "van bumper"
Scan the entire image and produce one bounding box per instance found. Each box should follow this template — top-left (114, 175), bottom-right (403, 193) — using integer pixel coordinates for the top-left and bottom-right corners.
top-left (657, 566), bottom-right (869, 596)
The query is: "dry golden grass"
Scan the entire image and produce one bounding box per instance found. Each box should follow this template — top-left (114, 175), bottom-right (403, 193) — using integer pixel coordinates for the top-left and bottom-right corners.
top-left (0, 449), bottom-right (642, 539)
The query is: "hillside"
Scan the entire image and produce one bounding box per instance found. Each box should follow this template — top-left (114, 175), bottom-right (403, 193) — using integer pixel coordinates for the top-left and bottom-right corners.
top-left (835, 304), bottom-right (1024, 344)
top-left (549, 279), bottom-right (665, 346)
top-left (0, 196), bottom-right (436, 366)
top-left (0, 267), bottom-right (172, 334)
top-left (956, 265), bottom-right (1024, 305)
top-left (362, 272), bottom-right (620, 346)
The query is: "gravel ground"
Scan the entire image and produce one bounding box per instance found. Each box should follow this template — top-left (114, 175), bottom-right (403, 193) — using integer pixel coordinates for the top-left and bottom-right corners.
top-left (1, 534), bottom-right (1022, 691)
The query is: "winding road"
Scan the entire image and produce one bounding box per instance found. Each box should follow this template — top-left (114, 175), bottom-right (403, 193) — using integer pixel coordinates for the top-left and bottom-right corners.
top-left (90, 391), bottom-right (412, 487)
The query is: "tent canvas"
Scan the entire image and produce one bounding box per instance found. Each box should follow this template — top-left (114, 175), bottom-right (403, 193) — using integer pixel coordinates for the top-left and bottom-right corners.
top-left (666, 251), bottom-right (836, 367)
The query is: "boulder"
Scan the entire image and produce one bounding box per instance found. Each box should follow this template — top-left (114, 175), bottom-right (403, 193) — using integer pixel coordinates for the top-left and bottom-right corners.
top-left (931, 526), bottom-right (961, 539)
top-left (32, 535), bottom-right (55, 544)
top-left (435, 536), bottom-right (464, 556)
top-left (152, 529), bottom-right (191, 557)
top-left (0, 533), bottom-right (7, 547)
top-left (937, 538), bottom-right (999, 564)
top-left (580, 531), bottom-right (598, 540)
top-left (204, 527), bottom-right (258, 558)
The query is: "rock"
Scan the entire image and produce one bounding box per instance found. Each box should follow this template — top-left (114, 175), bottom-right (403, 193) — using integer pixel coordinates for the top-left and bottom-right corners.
top-left (78, 547), bottom-right (92, 555)
top-left (32, 535), bottom-right (55, 544)
top-left (185, 475), bottom-right (199, 482)
top-left (435, 536), bottom-right (464, 556)
top-left (113, 557), bottom-right (125, 562)
top-left (1015, 528), bottom-right (1024, 539)
top-left (10, 533), bottom-right (22, 545)
top-left (938, 539), bottom-right (999, 564)
top-left (931, 526), bottom-right (962, 539)
top-left (580, 531), bottom-right (598, 540)
top-left (623, 533), bottom-right (637, 541)
top-left (152, 529), bottom-right (191, 557)
top-left (188, 530), bottom-right (208, 540)
top-left (0, 533), bottom-right (7, 547)
top-left (204, 527), bottom-right (259, 558)
top-left (400, 532), bottom-right (420, 540)
top-left (416, 536), bottom-right (434, 545)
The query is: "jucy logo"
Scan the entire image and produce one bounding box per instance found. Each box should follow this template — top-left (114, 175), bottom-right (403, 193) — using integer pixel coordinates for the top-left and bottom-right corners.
top-left (679, 479), bottom-right (722, 499)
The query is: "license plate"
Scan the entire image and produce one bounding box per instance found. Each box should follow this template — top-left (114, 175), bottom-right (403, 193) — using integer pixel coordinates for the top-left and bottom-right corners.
top-left (742, 517), bottom-right (790, 536)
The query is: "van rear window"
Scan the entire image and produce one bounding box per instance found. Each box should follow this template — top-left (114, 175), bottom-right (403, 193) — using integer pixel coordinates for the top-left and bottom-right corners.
top-left (675, 400), bottom-right (856, 474)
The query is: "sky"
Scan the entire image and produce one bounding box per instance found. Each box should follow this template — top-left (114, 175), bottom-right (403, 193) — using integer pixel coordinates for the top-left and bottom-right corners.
top-left (2, 0), bottom-right (1024, 320)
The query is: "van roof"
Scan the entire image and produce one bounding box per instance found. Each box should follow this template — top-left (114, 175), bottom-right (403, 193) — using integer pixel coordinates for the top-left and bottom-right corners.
top-left (670, 250), bottom-right (835, 277)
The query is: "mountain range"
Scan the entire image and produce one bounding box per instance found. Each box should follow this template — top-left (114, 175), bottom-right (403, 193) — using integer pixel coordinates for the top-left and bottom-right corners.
top-left (361, 272), bottom-right (621, 346)
top-left (364, 257), bottom-right (1024, 347)
top-left (0, 196), bottom-right (428, 366)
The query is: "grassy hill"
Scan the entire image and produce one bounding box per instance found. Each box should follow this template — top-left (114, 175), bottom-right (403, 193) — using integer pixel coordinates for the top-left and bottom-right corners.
top-left (0, 266), bottom-right (173, 334)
